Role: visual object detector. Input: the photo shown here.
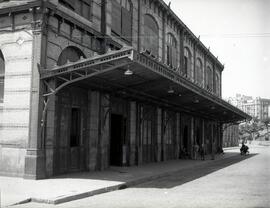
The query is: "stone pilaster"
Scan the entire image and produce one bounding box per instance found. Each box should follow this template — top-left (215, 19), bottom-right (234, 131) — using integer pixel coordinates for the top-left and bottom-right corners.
top-left (43, 85), bottom-right (57, 177)
top-left (156, 108), bottom-right (162, 162)
top-left (129, 101), bottom-right (137, 166)
top-left (190, 117), bottom-right (194, 159)
top-left (137, 105), bottom-right (143, 165)
top-left (211, 122), bottom-right (215, 160)
top-left (99, 93), bottom-right (110, 170)
top-left (88, 90), bottom-right (100, 171)
top-left (193, 43), bottom-right (196, 81)
top-left (175, 113), bottom-right (180, 159)
top-left (202, 119), bottom-right (205, 145)
top-left (162, 110), bottom-right (166, 161)
top-left (24, 19), bottom-right (46, 179)
top-left (180, 29), bottom-right (185, 72)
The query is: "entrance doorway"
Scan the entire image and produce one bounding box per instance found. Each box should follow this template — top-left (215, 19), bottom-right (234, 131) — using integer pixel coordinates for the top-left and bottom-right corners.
top-left (69, 108), bottom-right (81, 170)
top-left (110, 114), bottom-right (126, 166)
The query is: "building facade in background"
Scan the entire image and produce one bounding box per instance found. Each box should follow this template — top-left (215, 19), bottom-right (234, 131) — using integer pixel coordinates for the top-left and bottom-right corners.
top-left (227, 94), bottom-right (270, 120)
top-left (0, 0), bottom-right (249, 179)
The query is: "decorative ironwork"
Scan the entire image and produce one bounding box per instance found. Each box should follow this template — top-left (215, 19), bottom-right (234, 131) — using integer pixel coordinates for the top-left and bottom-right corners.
top-left (40, 47), bottom-right (134, 80)
top-left (38, 47), bottom-right (250, 133)
top-left (39, 47), bottom-right (134, 134)
top-left (133, 50), bottom-right (250, 120)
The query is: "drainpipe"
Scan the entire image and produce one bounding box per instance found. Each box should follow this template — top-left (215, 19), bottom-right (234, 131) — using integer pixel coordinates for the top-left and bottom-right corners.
top-left (101, 0), bottom-right (107, 54)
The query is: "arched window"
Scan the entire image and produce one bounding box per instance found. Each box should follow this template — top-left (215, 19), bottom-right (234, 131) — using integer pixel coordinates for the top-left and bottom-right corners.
top-left (144, 14), bottom-right (159, 57)
top-left (0, 50), bottom-right (5, 103)
top-left (206, 66), bottom-right (213, 90)
top-left (166, 33), bottom-right (177, 67)
top-left (183, 47), bottom-right (192, 76)
top-left (112, 0), bottom-right (132, 42)
top-left (215, 72), bottom-right (220, 96)
top-left (195, 58), bottom-right (203, 84)
top-left (57, 46), bottom-right (86, 66)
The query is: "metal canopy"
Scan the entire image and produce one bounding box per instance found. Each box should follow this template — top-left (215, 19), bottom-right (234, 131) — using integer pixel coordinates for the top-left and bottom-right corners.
top-left (40, 47), bottom-right (251, 123)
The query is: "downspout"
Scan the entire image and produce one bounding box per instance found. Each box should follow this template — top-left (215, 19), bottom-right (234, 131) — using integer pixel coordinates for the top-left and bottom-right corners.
top-left (101, 0), bottom-right (107, 54)
top-left (137, 0), bottom-right (141, 51)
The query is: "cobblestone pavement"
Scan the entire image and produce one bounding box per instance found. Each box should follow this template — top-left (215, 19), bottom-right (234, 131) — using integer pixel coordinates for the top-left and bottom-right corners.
top-left (11, 146), bottom-right (270, 208)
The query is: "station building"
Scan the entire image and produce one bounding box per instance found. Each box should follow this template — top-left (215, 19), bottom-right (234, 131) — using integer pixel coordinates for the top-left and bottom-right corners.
top-left (0, 0), bottom-right (251, 179)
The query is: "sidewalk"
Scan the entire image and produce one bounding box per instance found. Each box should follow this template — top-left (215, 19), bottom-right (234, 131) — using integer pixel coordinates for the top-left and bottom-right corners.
top-left (0, 150), bottom-right (239, 207)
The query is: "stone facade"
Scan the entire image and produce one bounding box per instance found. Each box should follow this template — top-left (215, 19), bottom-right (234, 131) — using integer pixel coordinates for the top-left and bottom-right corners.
top-left (0, 0), bottom-right (247, 179)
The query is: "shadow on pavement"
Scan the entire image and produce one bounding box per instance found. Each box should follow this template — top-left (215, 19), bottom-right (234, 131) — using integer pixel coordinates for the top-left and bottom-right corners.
top-left (134, 154), bottom-right (258, 189)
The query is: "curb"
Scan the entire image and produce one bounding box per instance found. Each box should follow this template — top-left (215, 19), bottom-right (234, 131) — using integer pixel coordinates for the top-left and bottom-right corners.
top-left (7, 198), bottom-right (31, 207)
top-left (32, 184), bottom-right (124, 204)
top-left (13, 154), bottom-right (239, 206)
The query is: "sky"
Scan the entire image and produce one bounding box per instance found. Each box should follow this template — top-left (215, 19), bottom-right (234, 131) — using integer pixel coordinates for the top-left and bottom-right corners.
top-left (163, 0), bottom-right (270, 99)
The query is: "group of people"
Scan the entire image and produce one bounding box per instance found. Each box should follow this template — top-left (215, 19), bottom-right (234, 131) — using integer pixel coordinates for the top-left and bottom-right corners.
top-left (181, 143), bottom-right (229, 160)
top-left (240, 142), bottom-right (249, 155)
top-left (194, 143), bottom-right (205, 160)
top-left (181, 141), bottom-right (249, 160)
top-left (180, 143), bottom-right (205, 160)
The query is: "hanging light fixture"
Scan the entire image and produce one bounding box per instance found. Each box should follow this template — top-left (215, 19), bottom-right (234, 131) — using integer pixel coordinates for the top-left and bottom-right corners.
top-left (124, 65), bottom-right (133, 76)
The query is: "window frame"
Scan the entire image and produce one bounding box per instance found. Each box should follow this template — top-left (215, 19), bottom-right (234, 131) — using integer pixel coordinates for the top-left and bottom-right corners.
top-left (206, 66), bottom-right (213, 90)
top-left (59, 0), bottom-right (93, 22)
top-left (143, 14), bottom-right (159, 57)
top-left (195, 58), bottom-right (203, 84)
top-left (166, 33), bottom-right (177, 67)
top-left (111, 0), bottom-right (133, 43)
top-left (184, 47), bottom-right (192, 76)
top-left (215, 71), bottom-right (220, 96)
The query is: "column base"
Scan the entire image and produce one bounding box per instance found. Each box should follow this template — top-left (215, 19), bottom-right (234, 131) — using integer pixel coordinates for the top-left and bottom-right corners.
top-left (24, 149), bottom-right (46, 180)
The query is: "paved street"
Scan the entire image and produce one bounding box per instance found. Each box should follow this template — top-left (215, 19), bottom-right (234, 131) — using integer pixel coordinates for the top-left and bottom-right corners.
top-left (12, 146), bottom-right (270, 208)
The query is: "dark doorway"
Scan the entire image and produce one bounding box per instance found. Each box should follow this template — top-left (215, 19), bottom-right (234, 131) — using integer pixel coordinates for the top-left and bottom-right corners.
top-left (69, 108), bottom-right (81, 170)
top-left (110, 114), bottom-right (126, 166)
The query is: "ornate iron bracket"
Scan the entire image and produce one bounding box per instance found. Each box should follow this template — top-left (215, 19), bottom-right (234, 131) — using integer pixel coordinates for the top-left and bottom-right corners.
top-left (38, 47), bottom-right (134, 143)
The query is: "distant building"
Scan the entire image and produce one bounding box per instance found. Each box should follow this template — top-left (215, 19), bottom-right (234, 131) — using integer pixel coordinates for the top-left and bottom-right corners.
top-left (227, 94), bottom-right (270, 120)
top-left (222, 95), bottom-right (270, 147)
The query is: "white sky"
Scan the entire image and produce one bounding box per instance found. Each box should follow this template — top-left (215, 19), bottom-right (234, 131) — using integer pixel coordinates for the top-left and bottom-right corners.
top-left (163, 0), bottom-right (270, 99)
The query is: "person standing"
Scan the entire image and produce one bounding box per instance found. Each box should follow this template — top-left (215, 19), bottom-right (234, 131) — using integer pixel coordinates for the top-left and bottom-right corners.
top-left (194, 143), bottom-right (199, 160)
top-left (200, 143), bottom-right (205, 160)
